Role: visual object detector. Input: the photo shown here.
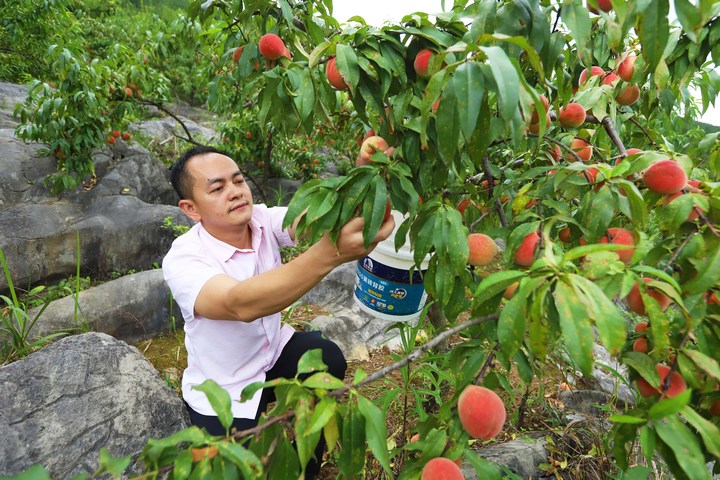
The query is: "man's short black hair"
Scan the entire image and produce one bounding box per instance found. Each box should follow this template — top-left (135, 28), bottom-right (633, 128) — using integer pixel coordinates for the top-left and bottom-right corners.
top-left (170, 145), bottom-right (228, 200)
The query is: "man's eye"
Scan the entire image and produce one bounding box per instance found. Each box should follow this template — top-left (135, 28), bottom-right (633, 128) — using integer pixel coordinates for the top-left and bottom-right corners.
top-left (211, 186), bottom-right (222, 193)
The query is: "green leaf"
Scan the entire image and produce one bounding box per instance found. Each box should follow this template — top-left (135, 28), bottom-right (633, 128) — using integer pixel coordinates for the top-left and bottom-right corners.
top-left (682, 349), bottom-right (720, 381)
top-left (648, 388), bottom-right (691, 420)
top-left (339, 403), bottom-right (366, 478)
top-left (294, 393), bottom-right (322, 474)
top-left (357, 395), bottom-right (391, 475)
top-left (435, 81), bottom-right (459, 162)
top-left (569, 275), bottom-right (626, 355)
top-left (297, 348), bottom-right (328, 375)
top-left (193, 380), bottom-right (233, 432)
top-left (554, 280), bottom-right (594, 376)
top-left (286, 68), bottom-right (315, 123)
top-left (451, 61), bottom-right (484, 140)
top-left (681, 405), bottom-right (720, 458)
top-left (683, 243), bottom-right (720, 294)
top-left (560, 0), bottom-right (592, 63)
top-left (335, 44), bottom-right (360, 92)
top-left (472, 270), bottom-right (526, 311)
top-left (480, 45), bottom-right (520, 120)
top-left (636, 0), bottom-right (670, 74)
top-left (497, 289), bottom-right (527, 359)
top-left (655, 415), bottom-right (712, 480)
top-left (307, 396), bottom-right (338, 435)
top-left (302, 372), bottom-right (346, 390)
top-left (216, 441), bottom-right (265, 478)
top-left (639, 425), bottom-right (656, 461)
top-left (7, 465), bottom-right (51, 480)
top-left (580, 186), bottom-right (616, 242)
top-left (362, 175), bottom-right (388, 248)
top-left (609, 414), bottom-right (647, 424)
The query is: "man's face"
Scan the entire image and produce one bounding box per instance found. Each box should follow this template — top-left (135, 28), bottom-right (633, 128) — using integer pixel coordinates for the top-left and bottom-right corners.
top-left (181, 152), bottom-right (254, 236)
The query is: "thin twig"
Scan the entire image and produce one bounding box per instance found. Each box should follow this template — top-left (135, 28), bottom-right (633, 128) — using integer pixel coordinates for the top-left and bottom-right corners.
top-left (629, 116), bottom-right (659, 147)
top-left (600, 116), bottom-right (627, 157)
top-left (664, 232), bottom-right (694, 274)
top-left (481, 155), bottom-right (508, 227)
top-left (474, 342), bottom-right (499, 384)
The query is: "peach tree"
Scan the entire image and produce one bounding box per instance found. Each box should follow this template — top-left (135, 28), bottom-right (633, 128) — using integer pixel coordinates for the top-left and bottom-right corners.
top-left (9, 0), bottom-right (720, 478)
top-left (125, 0), bottom-right (720, 478)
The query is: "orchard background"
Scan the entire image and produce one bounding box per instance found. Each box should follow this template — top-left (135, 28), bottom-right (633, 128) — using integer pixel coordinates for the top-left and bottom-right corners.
top-left (4, 0), bottom-right (720, 478)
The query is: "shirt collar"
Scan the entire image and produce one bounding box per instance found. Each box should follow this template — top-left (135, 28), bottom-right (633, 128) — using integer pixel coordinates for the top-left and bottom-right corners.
top-left (196, 218), bottom-right (265, 263)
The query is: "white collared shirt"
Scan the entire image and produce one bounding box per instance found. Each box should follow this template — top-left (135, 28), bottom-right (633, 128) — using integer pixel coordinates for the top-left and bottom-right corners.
top-left (162, 204), bottom-right (296, 418)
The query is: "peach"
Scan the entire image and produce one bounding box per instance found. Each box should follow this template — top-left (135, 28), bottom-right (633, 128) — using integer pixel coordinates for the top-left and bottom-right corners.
top-left (457, 385), bottom-right (506, 440)
top-left (663, 189), bottom-right (703, 222)
top-left (191, 445), bottom-right (218, 462)
top-left (467, 233), bottom-right (498, 266)
top-left (558, 227), bottom-right (572, 243)
top-left (626, 278), bottom-right (671, 316)
top-left (636, 364), bottom-right (687, 398)
top-left (356, 136), bottom-right (389, 166)
top-left (710, 400), bottom-right (720, 417)
top-left (616, 84), bottom-right (640, 105)
top-left (431, 98), bottom-right (441, 113)
top-left (232, 45), bottom-right (244, 63)
top-left (599, 227), bottom-right (635, 264)
top-left (632, 337), bottom-right (649, 353)
top-left (514, 231), bottom-right (540, 267)
top-left (707, 291), bottom-right (719, 305)
top-left (579, 66), bottom-right (605, 85)
top-left (601, 72), bottom-right (620, 86)
top-left (617, 54), bottom-right (637, 82)
top-left (503, 282), bottom-right (519, 300)
top-left (122, 132), bottom-right (131, 141)
top-left (558, 103), bottom-right (587, 128)
top-left (528, 114), bottom-right (551, 134)
top-left (421, 457), bottom-right (464, 480)
top-left (634, 321), bottom-right (649, 333)
top-left (530, 94), bottom-right (550, 124)
top-left (567, 138), bottom-right (593, 162)
top-left (642, 160), bottom-right (688, 194)
top-left (457, 198), bottom-right (478, 216)
top-left (258, 33), bottom-right (286, 60)
top-left (414, 49), bottom-right (434, 78)
top-left (326, 57), bottom-right (348, 90)
top-left (549, 144), bottom-right (563, 161)
top-left (583, 167), bottom-right (600, 185)
top-left (587, 0), bottom-right (613, 13)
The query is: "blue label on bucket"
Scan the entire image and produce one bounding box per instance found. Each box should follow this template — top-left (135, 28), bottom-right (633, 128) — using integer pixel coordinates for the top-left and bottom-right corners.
top-left (354, 256), bottom-right (427, 316)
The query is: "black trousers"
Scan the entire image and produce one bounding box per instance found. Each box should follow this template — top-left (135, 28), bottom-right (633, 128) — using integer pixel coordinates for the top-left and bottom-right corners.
top-left (185, 330), bottom-right (347, 478)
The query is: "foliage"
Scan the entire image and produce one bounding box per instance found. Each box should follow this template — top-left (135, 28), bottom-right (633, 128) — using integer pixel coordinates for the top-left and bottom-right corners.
top-left (5, 0), bottom-right (720, 478)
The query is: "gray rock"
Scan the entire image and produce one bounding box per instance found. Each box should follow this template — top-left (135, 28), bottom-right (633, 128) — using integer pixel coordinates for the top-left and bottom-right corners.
top-left (25, 270), bottom-right (182, 344)
top-left (465, 436), bottom-right (548, 479)
top-left (0, 332), bottom-right (188, 479)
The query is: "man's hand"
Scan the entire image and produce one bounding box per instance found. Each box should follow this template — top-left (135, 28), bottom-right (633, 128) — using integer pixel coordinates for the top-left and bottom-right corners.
top-left (317, 214), bottom-right (396, 266)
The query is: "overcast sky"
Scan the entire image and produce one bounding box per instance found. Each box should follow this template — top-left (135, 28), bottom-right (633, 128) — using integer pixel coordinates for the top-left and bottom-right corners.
top-left (330, 0), bottom-right (719, 126)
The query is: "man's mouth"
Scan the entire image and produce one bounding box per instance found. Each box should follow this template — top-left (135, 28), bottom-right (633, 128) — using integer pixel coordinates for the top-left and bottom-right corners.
top-left (229, 201), bottom-right (249, 213)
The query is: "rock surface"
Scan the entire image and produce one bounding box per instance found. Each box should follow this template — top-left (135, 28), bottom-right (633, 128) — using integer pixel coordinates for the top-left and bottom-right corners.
top-left (0, 332), bottom-right (188, 478)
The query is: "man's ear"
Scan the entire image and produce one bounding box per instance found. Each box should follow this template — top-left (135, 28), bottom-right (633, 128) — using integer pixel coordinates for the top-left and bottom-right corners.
top-left (178, 199), bottom-right (201, 222)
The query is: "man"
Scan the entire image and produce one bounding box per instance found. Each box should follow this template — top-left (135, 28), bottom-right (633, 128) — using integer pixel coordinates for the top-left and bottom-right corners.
top-left (162, 146), bottom-right (394, 476)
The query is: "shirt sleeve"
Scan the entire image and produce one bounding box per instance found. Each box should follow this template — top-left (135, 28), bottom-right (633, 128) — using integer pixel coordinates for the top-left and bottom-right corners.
top-left (263, 205), bottom-right (297, 248)
top-left (162, 236), bottom-right (223, 324)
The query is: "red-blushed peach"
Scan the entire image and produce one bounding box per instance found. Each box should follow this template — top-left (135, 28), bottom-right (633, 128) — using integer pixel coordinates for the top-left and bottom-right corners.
top-left (558, 103), bottom-right (587, 128)
top-left (626, 278), bottom-right (671, 316)
top-left (457, 385), bottom-right (506, 440)
top-left (503, 282), bottom-right (519, 300)
top-left (642, 160), bottom-right (688, 194)
top-left (579, 66), bottom-right (605, 84)
top-left (632, 337), bottom-right (649, 353)
top-left (634, 321), bottom-right (649, 333)
top-left (601, 71), bottom-right (620, 86)
top-left (414, 49), bottom-right (434, 78)
top-left (549, 144), bottom-right (563, 162)
top-left (567, 137), bottom-right (593, 162)
top-left (356, 136), bottom-right (390, 166)
top-left (582, 167), bottom-right (600, 185)
top-left (514, 231), bottom-right (540, 267)
top-left (232, 45), bottom-right (244, 63)
top-left (258, 33), bottom-right (286, 60)
top-left (528, 115), bottom-right (551, 134)
top-left (617, 54), bottom-right (637, 82)
top-left (598, 227), bottom-right (635, 264)
top-left (326, 57), bottom-right (348, 90)
top-left (467, 233), bottom-right (498, 266)
top-left (587, 0), bottom-right (613, 13)
top-left (616, 84), bottom-right (641, 105)
top-left (663, 180), bottom-right (704, 222)
top-left (636, 364), bottom-right (687, 398)
top-left (530, 94), bottom-right (550, 124)
top-left (421, 457), bottom-right (464, 480)
top-left (191, 445), bottom-right (218, 462)
top-left (707, 291), bottom-right (720, 305)
top-left (457, 198), bottom-right (479, 216)
top-left (558, 227), bottom-right (572, 243)
top-left (710, 400), bottom-right (720, 416)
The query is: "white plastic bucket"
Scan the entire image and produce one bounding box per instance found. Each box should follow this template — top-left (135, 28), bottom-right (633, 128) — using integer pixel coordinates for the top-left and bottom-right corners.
top-left (354, 210), bottom-right (430, 322)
